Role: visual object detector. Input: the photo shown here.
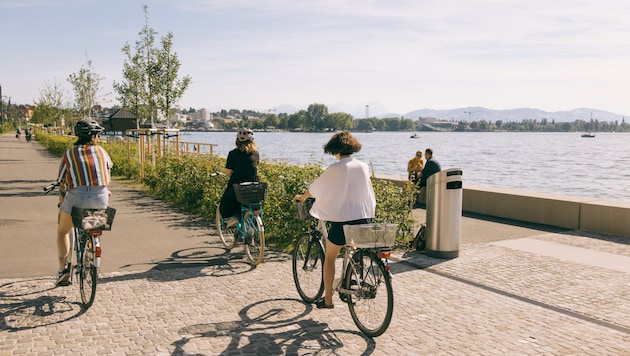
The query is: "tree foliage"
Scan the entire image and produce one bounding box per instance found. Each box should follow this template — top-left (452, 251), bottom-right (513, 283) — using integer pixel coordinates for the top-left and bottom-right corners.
top-left (31, 80), bottom-right (69, 127)
top-left (67, 59), bottom-right (103, 120)
top-left (153, 32), bottom-right (191, 127)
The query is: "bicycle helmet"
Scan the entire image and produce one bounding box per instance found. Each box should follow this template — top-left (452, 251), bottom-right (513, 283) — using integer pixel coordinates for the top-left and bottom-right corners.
top-left (75, 119), bottom-right (104, 139)
top-left (237, 128), bottom-right (254, 142)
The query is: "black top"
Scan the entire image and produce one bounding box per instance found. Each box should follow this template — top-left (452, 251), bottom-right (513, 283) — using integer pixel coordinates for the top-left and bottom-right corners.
top-left (420, 158), bottom-right (441, 187)
top-left (226, 148), bottom-right (259, 185)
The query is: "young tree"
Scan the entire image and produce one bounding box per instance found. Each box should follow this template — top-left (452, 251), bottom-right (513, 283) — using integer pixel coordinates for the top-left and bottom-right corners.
top-left (67, 59), bottom-right (103, 120)
top-left (31, 80), bottom-right (67, 127)
top-left (113, 5), bottom-right (157, 126)
top-left (114, 5), bottom-right (191, 128)
top-left (114, 42), bottom-right (146, 128)
top-left (153, 32), bottom-right (191, 128)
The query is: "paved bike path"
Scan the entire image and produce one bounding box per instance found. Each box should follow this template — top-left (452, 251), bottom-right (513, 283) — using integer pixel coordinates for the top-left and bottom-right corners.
top-left (1, 133), bottom-right (628, 355)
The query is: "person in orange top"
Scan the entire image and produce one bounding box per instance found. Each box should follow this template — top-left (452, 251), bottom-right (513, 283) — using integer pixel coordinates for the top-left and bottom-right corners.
top-left (407, 150), bottom-right (424, 185)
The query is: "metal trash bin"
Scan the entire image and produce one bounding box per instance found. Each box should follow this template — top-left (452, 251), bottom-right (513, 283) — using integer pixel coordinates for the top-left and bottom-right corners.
top-left (425, 168), bottom-right (463, 258)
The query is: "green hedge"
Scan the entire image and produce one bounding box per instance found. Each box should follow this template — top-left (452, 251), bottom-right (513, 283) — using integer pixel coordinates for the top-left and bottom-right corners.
top-left (37, 131), bottom-right (417, 250)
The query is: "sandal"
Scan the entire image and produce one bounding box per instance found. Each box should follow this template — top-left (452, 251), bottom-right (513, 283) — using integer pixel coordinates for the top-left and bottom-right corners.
top-left (315, 298), bottom-right (334, 309)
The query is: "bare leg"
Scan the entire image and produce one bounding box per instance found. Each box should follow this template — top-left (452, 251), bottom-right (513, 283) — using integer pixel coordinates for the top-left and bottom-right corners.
top-left (323, 241), bottom-right (343, 306)
top-left (57, 211), bottom-right (73, 270)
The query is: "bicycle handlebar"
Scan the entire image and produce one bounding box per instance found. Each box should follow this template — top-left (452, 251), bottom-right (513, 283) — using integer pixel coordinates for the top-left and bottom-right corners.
top-left (43, 182), bottom-right (60, 195)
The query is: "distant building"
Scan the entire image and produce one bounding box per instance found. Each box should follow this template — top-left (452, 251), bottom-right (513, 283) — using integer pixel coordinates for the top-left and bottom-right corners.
top-left (105, 109), bottom-right (137, 134)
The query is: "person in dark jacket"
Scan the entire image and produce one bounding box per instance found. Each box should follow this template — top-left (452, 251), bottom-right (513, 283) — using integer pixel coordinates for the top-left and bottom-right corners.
top-left (416, 148), bottom-right (441, 207)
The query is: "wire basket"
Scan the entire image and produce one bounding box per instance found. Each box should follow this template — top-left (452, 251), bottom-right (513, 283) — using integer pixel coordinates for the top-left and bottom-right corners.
top-left (71, 207), bottom-right (116, 231)
top-left (343, 223), bottom-right (397, 248)
top-left (233, 182), bottom-right (268, 203)
top-left (295, 198), bottom-right (315, 220)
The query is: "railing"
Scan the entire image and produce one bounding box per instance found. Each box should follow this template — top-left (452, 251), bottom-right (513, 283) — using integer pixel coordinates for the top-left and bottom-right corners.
top-left (103, 129), bottom-right (218, 178)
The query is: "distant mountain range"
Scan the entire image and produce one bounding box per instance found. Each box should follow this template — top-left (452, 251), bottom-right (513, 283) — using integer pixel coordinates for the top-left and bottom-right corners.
top-left (270, 104), bottom-right (628, 123)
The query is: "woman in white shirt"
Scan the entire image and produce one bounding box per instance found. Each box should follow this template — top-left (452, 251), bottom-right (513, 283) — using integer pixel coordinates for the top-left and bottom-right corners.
top-left (293, 131), bottom-right (376, 309)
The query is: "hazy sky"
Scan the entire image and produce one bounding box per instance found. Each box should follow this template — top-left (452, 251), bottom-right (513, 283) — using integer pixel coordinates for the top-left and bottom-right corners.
top-left (2, 0), bottom-right (630, 117)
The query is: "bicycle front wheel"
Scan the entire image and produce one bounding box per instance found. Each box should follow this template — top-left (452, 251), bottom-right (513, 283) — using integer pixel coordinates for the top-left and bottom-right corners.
top-left (345, 250), bottom-right (394, 337)
top-left (79, 233), bottom-right (98, 308)
top-left (216, 203), bottom-right (237, 249)
top-left (243, 211), bottom-right (265, 265)
top-left (292, 233), bottom-right (324, 303)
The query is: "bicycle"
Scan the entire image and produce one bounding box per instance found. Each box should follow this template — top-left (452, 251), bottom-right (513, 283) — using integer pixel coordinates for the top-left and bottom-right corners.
top-left (211, 172), bottom-right (267, 265)
top-left (291, 198), bottom-right (395, 337)
top-left (44, 182), bottom-right (116, 308)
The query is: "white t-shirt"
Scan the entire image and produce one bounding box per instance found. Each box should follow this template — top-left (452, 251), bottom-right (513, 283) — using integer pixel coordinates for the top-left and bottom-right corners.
top-left (308, 156), bottom-right (376, 222)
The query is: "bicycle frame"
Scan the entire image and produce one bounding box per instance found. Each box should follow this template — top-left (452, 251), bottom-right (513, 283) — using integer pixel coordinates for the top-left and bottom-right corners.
top-left (70, 227), bottom-right (102, 277)
top-left (236, 202), bottom-right (264, 241)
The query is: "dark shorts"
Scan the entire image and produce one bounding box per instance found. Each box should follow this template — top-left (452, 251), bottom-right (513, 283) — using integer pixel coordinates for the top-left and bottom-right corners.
top-left (328, 218), bottom-right (372, 246)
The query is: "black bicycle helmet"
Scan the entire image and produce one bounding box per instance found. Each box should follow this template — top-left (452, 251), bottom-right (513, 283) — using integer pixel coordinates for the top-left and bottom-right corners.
top-left (237, 128), bottom-right (254, 142)
top-left (75, 119), bottom-right (104, 138)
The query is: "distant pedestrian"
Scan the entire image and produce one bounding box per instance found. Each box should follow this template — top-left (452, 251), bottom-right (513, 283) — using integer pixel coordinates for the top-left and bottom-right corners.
top-left (25, 128), bottom-right (32, 143)
top-left (16, 128), bottom-right (21, 141)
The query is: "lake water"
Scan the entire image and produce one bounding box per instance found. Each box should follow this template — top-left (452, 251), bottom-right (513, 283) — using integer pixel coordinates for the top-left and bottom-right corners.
top-left (181, 131), bottom-right (630, 203)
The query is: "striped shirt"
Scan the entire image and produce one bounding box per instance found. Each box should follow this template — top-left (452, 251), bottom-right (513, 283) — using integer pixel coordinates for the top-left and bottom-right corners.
top-left (57, 144), bottom-right (113, 190)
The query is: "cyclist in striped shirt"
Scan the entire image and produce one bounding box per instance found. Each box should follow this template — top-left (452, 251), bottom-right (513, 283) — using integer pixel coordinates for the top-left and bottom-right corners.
top-left (54, 119), bottom-right (113, 286)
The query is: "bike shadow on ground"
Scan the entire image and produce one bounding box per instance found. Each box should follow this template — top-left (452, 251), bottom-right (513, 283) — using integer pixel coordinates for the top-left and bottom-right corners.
top-left (0, 178), bottom-right (58, 198)
top-left (99, 241), bottom-right (291, 285)
top-left (172, 297), bottom-right (377, 355)
top-left (0, 278), bottom-right (89, 332)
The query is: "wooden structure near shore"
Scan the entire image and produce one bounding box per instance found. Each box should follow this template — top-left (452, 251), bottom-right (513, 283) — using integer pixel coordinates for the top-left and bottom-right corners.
top-left (123, 129), bottom-right (217, 177)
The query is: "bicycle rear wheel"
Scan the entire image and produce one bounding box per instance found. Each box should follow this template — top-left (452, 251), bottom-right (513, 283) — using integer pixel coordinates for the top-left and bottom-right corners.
top-left (79, 233), bottom-right (98, 308)
top-left (292, 233), bottom-right (324, 303)
top-left (216, 203), bottom-right (237, 249)
top-left (243, 211), bottom-right (265, 265)
top-left (345, 250), bottom-right (394, 337)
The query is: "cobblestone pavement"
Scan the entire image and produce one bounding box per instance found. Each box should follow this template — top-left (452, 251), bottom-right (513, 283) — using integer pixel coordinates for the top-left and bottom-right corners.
top-left (2, 230), bottom-right (629, 355)
top-left (1, 134), bottom-right (629, 355)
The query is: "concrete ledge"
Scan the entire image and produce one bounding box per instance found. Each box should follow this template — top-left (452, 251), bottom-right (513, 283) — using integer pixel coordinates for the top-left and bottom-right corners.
top-left (374, 175), bottom-right (630, 238)
top-left (579, 200), bottom-right (630, 238)
top-left (463, 185), bottom-right (585, 229)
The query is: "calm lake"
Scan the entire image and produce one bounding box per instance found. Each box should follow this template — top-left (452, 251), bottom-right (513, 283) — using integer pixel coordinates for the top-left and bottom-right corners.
top-left (181, 131), bottom-right (630, 203)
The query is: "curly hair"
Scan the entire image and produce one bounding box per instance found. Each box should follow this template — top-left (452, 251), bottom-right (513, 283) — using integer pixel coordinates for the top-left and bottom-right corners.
top-left (323, 131), bottom-right (362, 156)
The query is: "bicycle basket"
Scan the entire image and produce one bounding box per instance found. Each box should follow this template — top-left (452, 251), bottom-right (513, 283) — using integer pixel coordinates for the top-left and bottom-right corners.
top-left (71, 207), bottom-right (116, 231)
top-left (233, 182), bottom-right (268, 203)
top-left (343, 223), bottom-right (397, 248)
top-left (296, 198), bottom-right (315, 220)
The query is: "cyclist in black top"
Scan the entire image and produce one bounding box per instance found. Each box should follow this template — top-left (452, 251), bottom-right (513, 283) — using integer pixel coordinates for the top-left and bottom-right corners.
top-left (219, 128), bottom-right (260, 227)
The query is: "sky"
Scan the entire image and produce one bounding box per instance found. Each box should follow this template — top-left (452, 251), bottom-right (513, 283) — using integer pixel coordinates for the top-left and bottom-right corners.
top-left (2, 0), bottom-right (630, 117)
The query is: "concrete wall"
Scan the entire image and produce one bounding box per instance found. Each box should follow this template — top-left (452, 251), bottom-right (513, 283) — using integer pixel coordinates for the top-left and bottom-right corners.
top-left (374, 175), bottom-right (630, 238)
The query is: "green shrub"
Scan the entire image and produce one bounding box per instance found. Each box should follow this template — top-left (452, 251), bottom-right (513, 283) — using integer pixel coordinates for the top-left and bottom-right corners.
top-left (40, 133), bottom-right (417, 251)
top-left (36, 131), bottom-right (75, 156)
